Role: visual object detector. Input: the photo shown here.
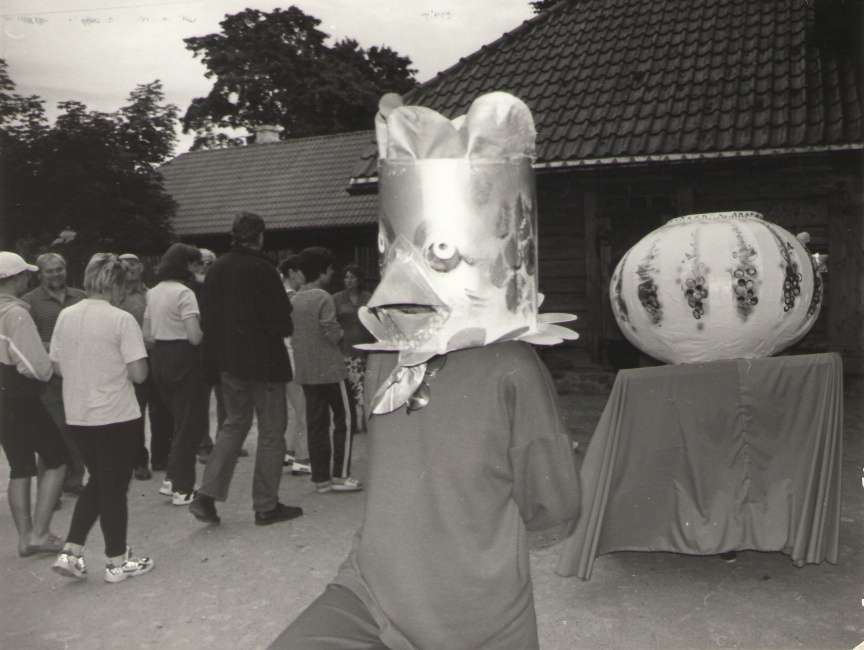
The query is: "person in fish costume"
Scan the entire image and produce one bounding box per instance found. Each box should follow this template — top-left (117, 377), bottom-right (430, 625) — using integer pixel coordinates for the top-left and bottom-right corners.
top-left (271, 92), bottom-right (582, 650)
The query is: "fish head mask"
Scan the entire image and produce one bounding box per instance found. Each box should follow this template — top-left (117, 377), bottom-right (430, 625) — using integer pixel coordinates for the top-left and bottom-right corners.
top-left (359, 92), bottom-right (579, 413)
top-left (359, 92), bottom-right (541, 358)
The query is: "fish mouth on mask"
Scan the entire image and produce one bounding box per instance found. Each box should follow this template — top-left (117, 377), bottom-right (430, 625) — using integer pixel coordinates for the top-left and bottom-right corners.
top-left (364, 303), bottom-right (451, 348)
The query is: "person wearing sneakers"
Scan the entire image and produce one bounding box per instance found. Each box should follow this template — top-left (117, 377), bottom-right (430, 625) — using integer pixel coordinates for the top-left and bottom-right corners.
top-left (143, 243), bottom-right (210, 507)
top-left (0, 252), bottom-right (69, 559)
top-left (49, 253), bottom-right (154, 583)
top-left (290, 247), bottom-right (362, 495)
top-left (277, 255), bottom-right (310, 477)
top-left (118, 253), bottom-right (174, 483)
top-left (190, 211), bottom-right (303, 526)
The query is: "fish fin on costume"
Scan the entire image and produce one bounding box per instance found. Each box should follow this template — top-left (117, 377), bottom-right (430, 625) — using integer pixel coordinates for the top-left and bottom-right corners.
top-left (540, 323), bottom-right (580, 340)
top-left (370, 363), bottom-right (428, 415)
top-left (516, 332), bottom-right (566, 345)
top-left (493, 326), bottom-right (530, 343)
top-left (537, 312), bottom-right (578, 324)
top-left (354, 342), bottom-right (398, 352)
top-left (516, 322), bottom-right (580, 345)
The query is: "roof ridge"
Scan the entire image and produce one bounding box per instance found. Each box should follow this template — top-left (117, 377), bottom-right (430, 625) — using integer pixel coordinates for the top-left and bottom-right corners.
top-left (167, 130), bottom-right (375, 163)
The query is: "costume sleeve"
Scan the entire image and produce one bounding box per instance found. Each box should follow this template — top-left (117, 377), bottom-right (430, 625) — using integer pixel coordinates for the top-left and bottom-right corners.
top-left (118, 311), bottom-right (148, 363)
top-left (505, 345), bottom-right (581, 531)
top-left (8, 307), bottom-right (53, 381)
top-left (318, 293), bottom-right (343, 345)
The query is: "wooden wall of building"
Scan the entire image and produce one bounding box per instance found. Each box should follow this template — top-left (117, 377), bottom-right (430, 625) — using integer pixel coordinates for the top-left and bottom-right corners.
top-left (535, 152), bottom-right (862, 372)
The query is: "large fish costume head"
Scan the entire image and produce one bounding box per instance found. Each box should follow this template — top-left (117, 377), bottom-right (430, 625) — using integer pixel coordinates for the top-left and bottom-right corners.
top-left (359, 91), bottom-right (578, 414)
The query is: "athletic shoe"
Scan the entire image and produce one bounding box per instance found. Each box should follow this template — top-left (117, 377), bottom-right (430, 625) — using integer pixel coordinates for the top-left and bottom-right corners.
top-left (104, 548), bottom-right (154, 583)
top-left (283, 452), bottom-right (295, 467)
top-left (315, 480), bottom-right (333, 494)
top-left (719, 551), bottom-right (738, 563)
top-left (189, 494), bottom-right (220, 525)
top-left (53, 552), bottom-right (87, 580)
top-left (158, 480), bottom-right (173, 496)
top-left (172, 491), bottom-right (195, 506)
top-left (254, 503), bottom-right (303, 526)
top-left (291, 460), bottom-right (312, 475)
top-left (331, 477), bottom-right (363, 492)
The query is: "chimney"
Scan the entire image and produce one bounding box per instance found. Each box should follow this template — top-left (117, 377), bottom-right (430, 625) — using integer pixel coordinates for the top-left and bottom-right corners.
top-left (253, 125), bottom-right (282, 144)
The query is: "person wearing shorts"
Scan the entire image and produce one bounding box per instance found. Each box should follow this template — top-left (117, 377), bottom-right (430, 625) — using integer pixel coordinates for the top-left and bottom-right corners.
top-left (0, 251), bottom-right (68, 558)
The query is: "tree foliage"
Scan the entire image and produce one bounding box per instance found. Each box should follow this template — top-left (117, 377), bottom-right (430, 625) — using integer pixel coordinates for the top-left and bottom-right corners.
top-left (182, 7), bottom-right (418, 149)
top-left (530, 0), bottom-right (563, 13)
top-left (0, 60), bottom-right (178, 269)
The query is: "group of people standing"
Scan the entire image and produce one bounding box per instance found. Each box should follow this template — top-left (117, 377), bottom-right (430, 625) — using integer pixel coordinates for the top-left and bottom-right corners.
top-left (0, 210), bottom-right (372, 583)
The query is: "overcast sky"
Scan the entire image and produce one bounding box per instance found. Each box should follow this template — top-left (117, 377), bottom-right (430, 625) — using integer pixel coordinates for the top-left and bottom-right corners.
top-left (2, 0), bottom-right (536, 152)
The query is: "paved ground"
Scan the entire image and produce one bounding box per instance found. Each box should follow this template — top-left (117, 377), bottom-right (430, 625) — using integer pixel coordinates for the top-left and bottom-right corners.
top-left (1, 376), bottom-right (862, 650)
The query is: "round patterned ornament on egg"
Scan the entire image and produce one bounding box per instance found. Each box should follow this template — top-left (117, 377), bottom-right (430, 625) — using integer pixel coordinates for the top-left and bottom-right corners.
top-left (610, 211), bottom-right (824, 364)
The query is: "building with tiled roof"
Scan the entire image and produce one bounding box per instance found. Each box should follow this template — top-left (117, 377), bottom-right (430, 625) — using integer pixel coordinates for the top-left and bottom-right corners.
top-left (350, 0), bottom-right (862, 182)
top-left (160, 130), bottom-right (380, 277)
top-left (350, 0), bottom-right (863, 371)
top-left (160, 0), bottom-right (862, 370)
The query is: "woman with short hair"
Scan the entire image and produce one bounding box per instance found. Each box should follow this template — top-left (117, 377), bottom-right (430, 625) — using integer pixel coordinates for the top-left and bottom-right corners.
top-left (50, 253), bottom-right (154, 583)
top-left (331, 264), bottom-right (374, 431)
top-left (143, 243), bottom-right (209, 506)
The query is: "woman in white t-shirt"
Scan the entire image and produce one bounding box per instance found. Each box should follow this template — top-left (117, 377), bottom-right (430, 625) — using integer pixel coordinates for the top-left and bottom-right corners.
top-left (143, 243), bottom-right (209, 507)
top-left (50, 253), bottom-right (154, 583)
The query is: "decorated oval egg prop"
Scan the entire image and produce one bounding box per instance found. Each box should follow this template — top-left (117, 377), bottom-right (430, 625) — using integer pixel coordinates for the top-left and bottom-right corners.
top-left (610, 212), bottom-right (824, 364)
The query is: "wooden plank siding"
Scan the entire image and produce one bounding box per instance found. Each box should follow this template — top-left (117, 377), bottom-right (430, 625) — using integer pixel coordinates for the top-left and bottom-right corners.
top-left (535, 176), bottom-right (590, 359)
top-left (531, 152), bottom-right (862, 371)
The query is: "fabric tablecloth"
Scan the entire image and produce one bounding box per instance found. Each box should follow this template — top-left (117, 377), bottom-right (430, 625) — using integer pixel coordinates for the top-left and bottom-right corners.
top-left (556, 353), bottom-right (843, 579)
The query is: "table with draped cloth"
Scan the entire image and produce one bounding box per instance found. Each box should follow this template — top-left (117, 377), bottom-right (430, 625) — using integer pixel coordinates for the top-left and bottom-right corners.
top-left (557, 353), bottom-right (843, 580)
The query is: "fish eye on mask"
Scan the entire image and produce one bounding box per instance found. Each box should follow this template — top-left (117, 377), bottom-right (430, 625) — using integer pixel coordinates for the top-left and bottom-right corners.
top-left (425, 242), bottom-right (462, 272)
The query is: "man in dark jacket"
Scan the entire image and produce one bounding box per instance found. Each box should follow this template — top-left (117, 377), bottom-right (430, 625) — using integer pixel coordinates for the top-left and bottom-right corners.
top-left (190, 212), bottom-right (303, 526)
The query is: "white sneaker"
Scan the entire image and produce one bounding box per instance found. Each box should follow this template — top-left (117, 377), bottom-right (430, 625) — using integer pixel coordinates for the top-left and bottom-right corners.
top-left (104, 548), bottom-right (154, 583)
top-left (158, 480), bottom-right (173, 496)
top-left (331, 477), bottom-right (363, 492)
top-left (291, 461), bottom-right (312, 475)
top-left (172, 491), bottom-right (194, 506)
top-left (53, 552), bottom-right (87, 579)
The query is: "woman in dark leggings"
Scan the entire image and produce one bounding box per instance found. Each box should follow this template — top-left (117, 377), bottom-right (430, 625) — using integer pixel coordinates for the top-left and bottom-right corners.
top-left (50, 253), bottom-right (154, 583)
top-left (142, 243), bottom-right (209, 506)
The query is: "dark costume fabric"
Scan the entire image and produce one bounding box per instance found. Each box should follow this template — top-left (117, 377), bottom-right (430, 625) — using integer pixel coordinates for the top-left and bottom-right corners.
top-left (278, 341), bottom-right (580, 650)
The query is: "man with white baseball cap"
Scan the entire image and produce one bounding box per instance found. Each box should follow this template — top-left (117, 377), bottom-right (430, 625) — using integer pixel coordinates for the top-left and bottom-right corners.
top-left (22, 252), bottom-right (87, 495)
top-left (0, 251), bottom-right (38, 278)
top-left (0, 251), bottom-right (69, 557)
